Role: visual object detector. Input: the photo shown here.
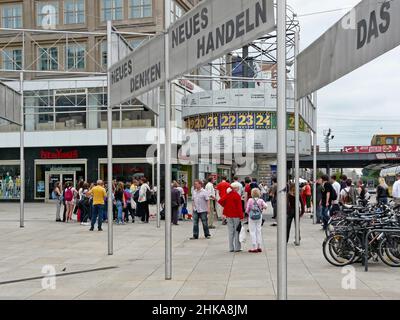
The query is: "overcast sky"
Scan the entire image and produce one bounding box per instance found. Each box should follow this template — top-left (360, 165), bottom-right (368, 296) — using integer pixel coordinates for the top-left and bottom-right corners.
top-left (287, 0), bottom-right (400, 150)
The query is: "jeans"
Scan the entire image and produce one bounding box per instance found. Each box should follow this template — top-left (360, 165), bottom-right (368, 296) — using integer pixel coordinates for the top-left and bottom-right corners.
top-left (91, 204), bottom-right (104, 230)
top-left (321, 206), bottom-right (331, 230)
top-left (102, 202), bottom-right (108, 221)
top-left (193, 211), bottom-right (210, 238)
top-left (377, 197), bottom-right (388, 205)
top-left (316, 205), bottom-right (322, 223)
top-left (116, 200), bottom-right (123, 223)
top-left (226, 218), bottom-right (241, 251)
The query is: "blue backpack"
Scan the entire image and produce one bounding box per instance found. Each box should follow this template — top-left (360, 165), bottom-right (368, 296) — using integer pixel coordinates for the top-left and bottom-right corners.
top-left (249, 198), bottom-right (262, 220)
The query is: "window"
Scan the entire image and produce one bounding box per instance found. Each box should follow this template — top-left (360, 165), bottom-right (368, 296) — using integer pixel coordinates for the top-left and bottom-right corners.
top-left (38, 47), bottom-right (59, 70)
top-left (130, 38), bottom-right (147, 50)
top-left (386, 137), bottom-right (394, 145)
top-left (101, 41), bottom-right (108, 68)
top-left (397, 137), bottom-right (400, 145)
top-left (64, 0), bottom-right (85, 24)
top-left (1, 4), bottom-right (23, 28)
top-left (101, 0), bottom-right (123, 21)
top-left (171, 0), bottom-right (184, 22)
top-left (67, 44), bottom-right (86, 69)
top-left (1, 48), bottom-right (22, 70)
top-left (130, 0), bottom-right (152, 18)
top-left (36, 1), bottom-right (59, 27)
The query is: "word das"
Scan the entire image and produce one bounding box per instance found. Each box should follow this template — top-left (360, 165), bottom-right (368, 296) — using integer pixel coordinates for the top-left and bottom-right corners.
top-left (357, 1), bottom-right (390, 50)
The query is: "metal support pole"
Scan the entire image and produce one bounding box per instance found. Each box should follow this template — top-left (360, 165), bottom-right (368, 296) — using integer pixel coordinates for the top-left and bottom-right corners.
top-left (157, 111), bottom-right (161, 229)
top-left (19, 72), bottom-right (24, 228)
top-left (164, 0), bottom-right (172, 280)
top-left (294, 31), bottom-right (300, 246)
top-left (107, 20), bottom-right (113, 255)
top-left (277, 0), bottom-right (287, 300)
top-left (313, 93), bottom-right (318, 225)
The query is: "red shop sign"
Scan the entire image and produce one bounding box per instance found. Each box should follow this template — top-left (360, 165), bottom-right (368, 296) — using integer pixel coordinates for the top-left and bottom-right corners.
top-left (343, 145), bottom-right (400, 154)
top-left (40, 149), bottom-right (79, 159)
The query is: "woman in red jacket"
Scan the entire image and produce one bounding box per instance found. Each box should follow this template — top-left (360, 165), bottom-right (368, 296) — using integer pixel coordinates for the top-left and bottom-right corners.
top-left (218, 184), bottom-right (244, 253)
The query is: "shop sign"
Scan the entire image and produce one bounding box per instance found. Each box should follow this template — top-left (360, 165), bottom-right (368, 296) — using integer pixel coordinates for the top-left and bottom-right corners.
top-left (343, 145), bottom-right (400, 154)
top-left (40, 149), bottom-right (79, 159)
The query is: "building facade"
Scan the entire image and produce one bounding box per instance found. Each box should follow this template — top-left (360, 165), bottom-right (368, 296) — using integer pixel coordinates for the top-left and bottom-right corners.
top-left (0, 0), bottom-right (199, 201)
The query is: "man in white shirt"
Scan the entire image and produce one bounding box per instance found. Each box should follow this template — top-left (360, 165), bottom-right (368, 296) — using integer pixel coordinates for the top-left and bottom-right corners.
top-left (205, 177), bottom-right (217, 229)
top-left (392, 174), bottom-right (400, 205)
top-left (330, 175), bottom-right (341, 214)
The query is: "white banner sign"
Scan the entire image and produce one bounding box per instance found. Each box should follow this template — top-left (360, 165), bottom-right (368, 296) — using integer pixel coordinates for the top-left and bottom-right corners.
top-left (110, 0), bottom-right (275, 106)
top-left (168, 0), bottom-right (275, 80)
top-left (297, 0), bottom-right (399, 99)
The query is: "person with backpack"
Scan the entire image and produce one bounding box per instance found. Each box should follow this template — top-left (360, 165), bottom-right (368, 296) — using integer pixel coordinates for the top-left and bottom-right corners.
top-left (218, 183), bottom-right (243, 252)
top-left (340, 179), bottom-right (358, 206)
top-left (330, 175), bottom-right (341, 215)
top-left (321, 175), bottom-right (334, 230)
top-left (245, 188), bottom-right (267, 253)
top-left (287, 183), bottom-right (305, 243)
top-left (64, 182), bottom-right (75, 223)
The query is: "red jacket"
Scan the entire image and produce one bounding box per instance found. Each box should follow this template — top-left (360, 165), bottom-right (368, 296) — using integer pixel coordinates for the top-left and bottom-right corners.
top-left (218, 191), bottom-right (244, 219)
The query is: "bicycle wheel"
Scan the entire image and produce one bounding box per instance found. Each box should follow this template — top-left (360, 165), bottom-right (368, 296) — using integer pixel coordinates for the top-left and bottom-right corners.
top-left (322, 234), bottom-right (357, 267)
top-left (325, 219), bottom-right (347, 237)
top-left (378, 234), bottom-right (400, 267)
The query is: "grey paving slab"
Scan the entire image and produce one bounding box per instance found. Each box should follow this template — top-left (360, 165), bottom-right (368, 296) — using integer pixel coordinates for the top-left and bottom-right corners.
top-left (0, 202), bottom-right (399, 300)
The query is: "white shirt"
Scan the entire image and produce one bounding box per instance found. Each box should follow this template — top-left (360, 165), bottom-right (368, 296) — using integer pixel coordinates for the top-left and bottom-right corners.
top-left (205, 182), bottom-right (216, 199)
top-left (332, 181), bottom-right (341, 204)
top-left (393, 180), bottom-right (400, 198)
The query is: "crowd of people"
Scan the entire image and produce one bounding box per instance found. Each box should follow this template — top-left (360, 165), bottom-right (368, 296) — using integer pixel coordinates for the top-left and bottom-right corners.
top-left (52, 172), bottom-right (396, 252)
top-left (52, 177), bottom-right (155, 231)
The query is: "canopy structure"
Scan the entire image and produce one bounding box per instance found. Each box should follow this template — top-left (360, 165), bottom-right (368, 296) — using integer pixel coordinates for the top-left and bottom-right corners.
top-left (0, 81), bottom-right (21, 126)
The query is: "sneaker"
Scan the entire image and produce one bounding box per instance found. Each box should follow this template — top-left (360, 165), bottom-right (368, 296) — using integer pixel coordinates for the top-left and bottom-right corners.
top-left (205, 235), bottom-right (211, 239)
top-left (257, 248), bottom-right (263, 253)
top-left (89, 228), bottom-right (94, 231)
top-left (229, 250), bottom-right (234, 253)
top-left (235, 249), bottom-right (242, 253)
top-left (98, 228), bottom-right (103, 231)
top-left (190, 237), bottom-right (198, 240)
top-left (271, 223), bottom-right (277, 227)
top-left (248, 249), bottom-right (258, 253)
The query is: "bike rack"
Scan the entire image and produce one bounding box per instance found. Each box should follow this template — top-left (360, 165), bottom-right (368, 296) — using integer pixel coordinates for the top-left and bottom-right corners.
top-left (364, 228), bottom-right (400, 272)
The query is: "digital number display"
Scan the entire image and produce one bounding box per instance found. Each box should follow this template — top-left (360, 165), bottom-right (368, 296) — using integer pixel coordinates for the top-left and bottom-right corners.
top-left (185, 112), bottom-right (308, 132)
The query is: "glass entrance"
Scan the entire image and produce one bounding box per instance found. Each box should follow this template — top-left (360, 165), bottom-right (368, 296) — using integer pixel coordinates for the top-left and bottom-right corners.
top-left (45, 171), bottom-right (76, 201)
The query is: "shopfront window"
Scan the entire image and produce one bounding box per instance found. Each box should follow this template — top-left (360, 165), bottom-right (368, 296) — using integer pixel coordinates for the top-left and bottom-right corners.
top-left (0, 163), bottom-right (20, 200)
top-left (35, 162), bottom-right (86, 199)
top-left (99, 162), bottom-right (152, 183)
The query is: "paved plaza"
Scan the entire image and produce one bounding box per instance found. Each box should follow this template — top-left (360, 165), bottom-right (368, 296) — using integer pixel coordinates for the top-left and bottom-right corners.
top-left (0, 202), bottom-right (399, 300)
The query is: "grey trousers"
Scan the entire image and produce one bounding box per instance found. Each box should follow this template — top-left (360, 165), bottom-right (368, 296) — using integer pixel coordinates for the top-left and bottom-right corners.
top-left (226, 217), bottom-right (241, 252)
top-left (55, 198), bottom-right (62, 220)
